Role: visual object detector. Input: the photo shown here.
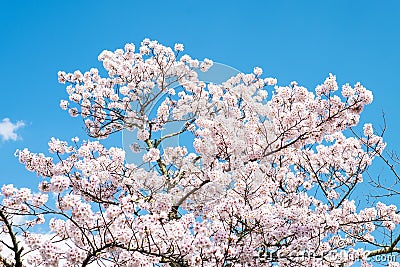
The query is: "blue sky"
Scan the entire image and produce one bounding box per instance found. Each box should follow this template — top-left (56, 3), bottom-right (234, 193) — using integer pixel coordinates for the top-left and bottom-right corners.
top-left (0, 0), bottom-right (399, 193)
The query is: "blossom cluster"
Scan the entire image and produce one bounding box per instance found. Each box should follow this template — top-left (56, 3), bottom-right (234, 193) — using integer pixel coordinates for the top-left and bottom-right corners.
top-left (0, 39), bottom-right (398, 267)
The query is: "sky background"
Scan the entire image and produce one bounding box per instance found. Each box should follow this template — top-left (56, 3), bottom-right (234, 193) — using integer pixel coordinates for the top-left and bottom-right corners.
top-left (0, 0), bottom-right (399, 194)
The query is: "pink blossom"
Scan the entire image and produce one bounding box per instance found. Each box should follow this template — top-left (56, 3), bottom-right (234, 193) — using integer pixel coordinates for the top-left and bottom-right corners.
top-left (0, 39), bottom-right (397, 267)
top-left (143, 148), bottom-right (160, 162)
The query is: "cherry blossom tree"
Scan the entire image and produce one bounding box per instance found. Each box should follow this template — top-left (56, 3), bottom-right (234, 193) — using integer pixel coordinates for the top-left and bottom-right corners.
top-left (1, 39), bottom-right (399, 266)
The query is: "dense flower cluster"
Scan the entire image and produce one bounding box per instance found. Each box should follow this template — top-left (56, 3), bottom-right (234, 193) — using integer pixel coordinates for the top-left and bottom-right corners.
top-left (1, 40), bottom-right (399, 267)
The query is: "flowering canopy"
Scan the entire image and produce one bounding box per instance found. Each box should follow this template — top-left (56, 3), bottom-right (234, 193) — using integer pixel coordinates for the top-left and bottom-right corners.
top-left (1, 39), bottom-right (399, 267)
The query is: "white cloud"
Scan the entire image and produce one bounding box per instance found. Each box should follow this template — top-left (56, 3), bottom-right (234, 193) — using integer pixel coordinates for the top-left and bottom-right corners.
top-left (0, 118), bottom-right (24, 141)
